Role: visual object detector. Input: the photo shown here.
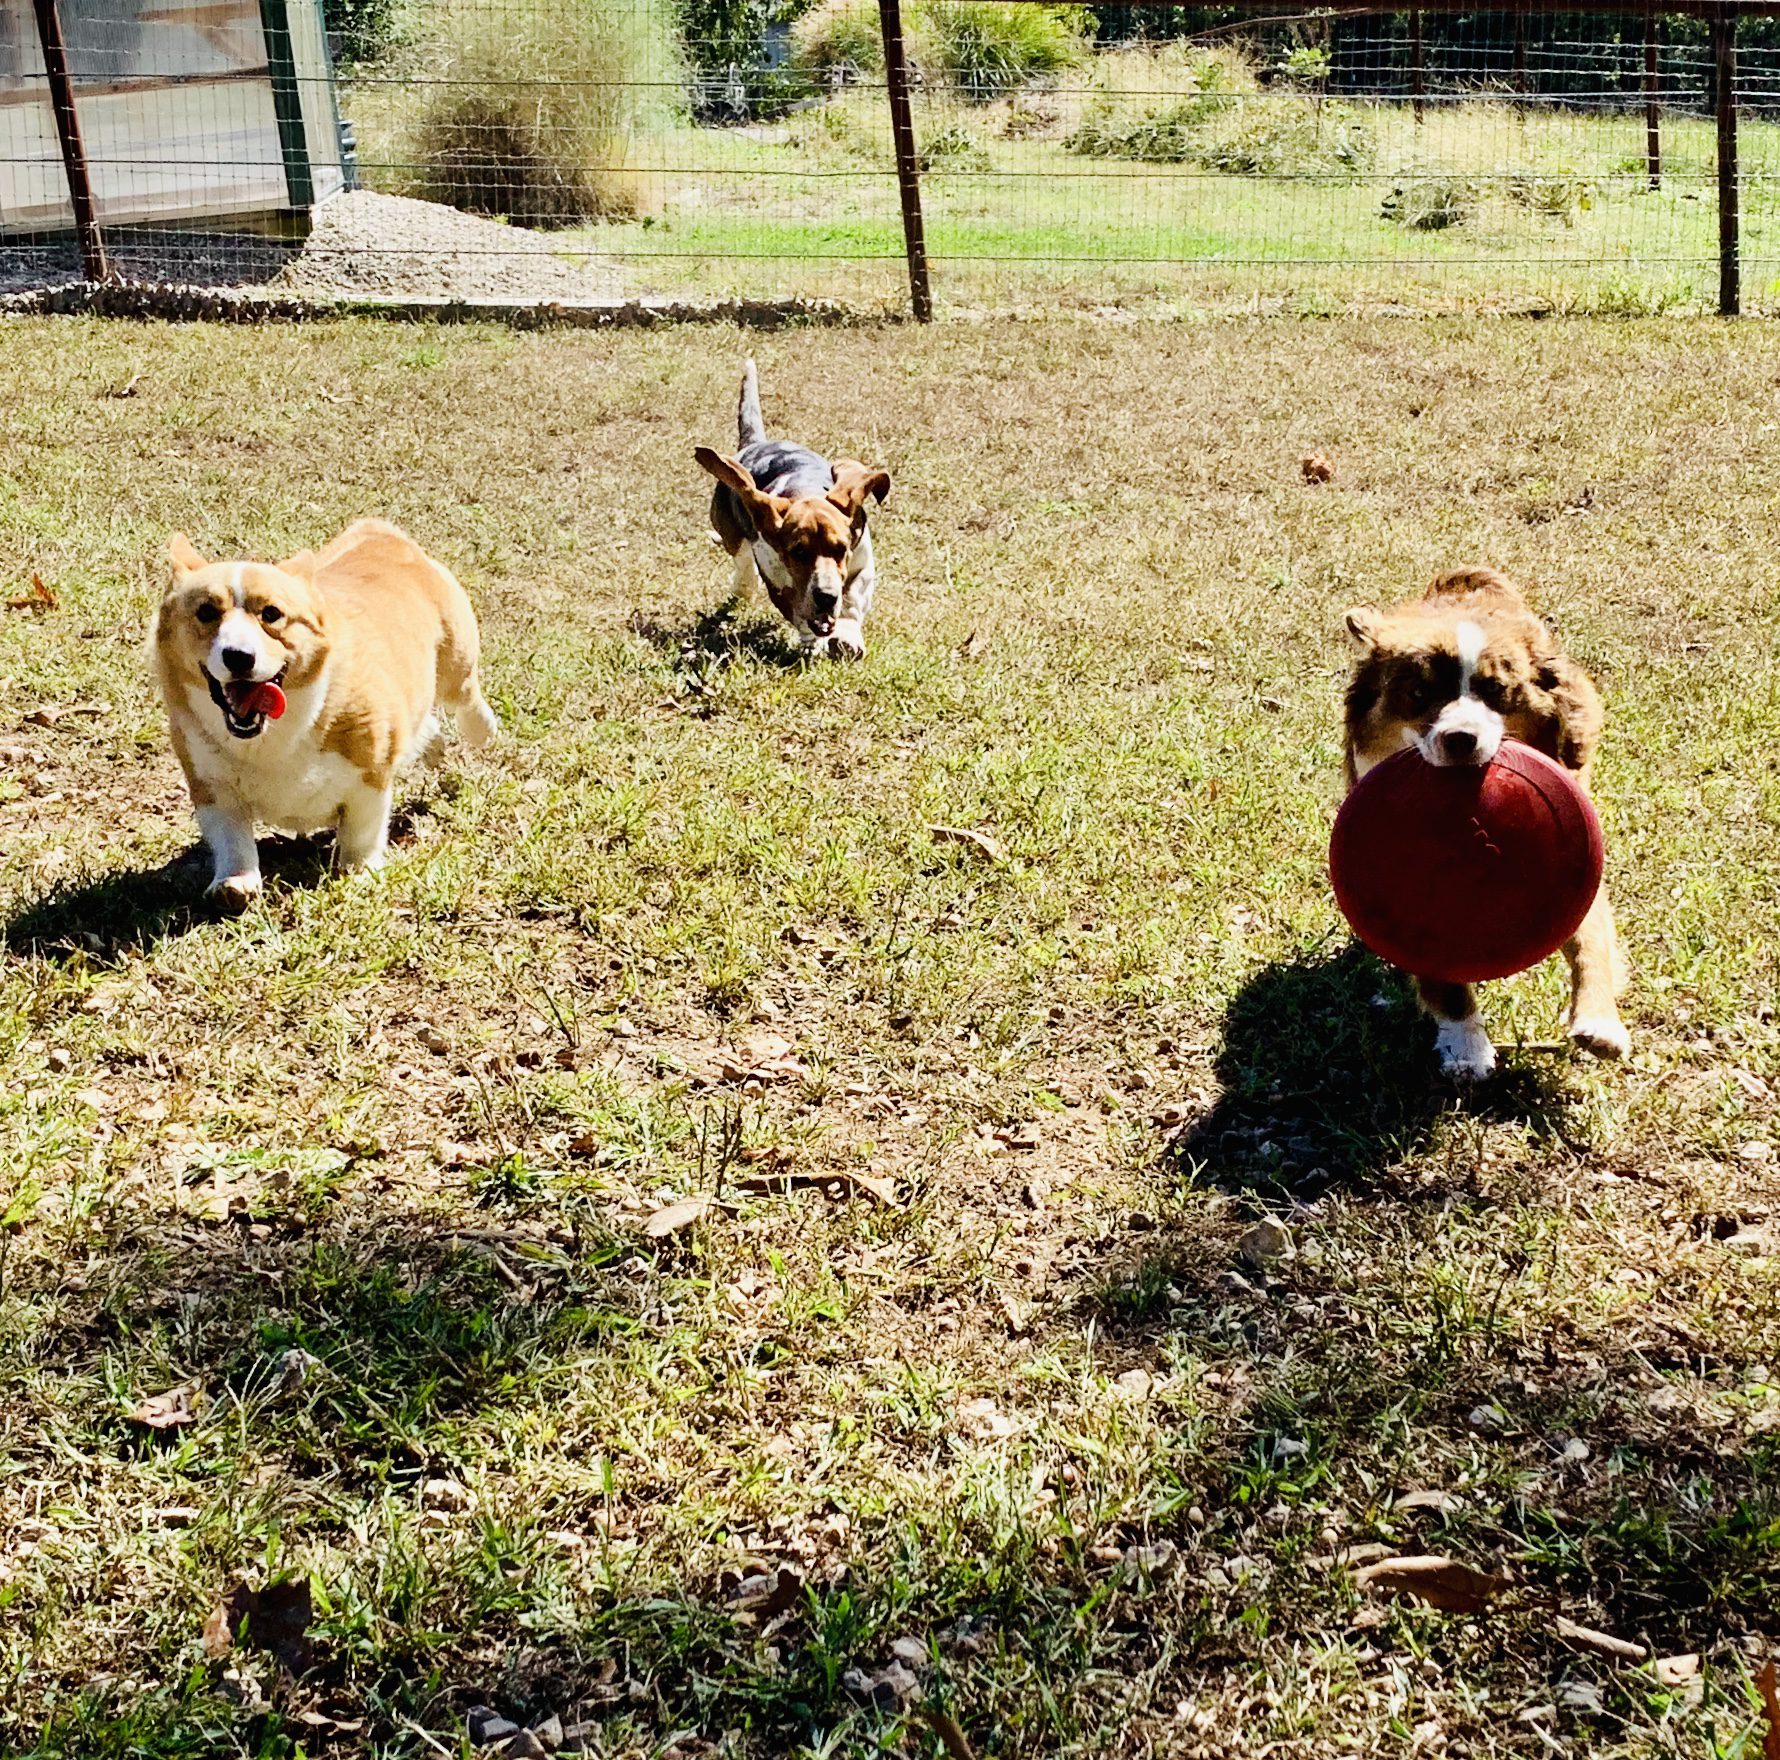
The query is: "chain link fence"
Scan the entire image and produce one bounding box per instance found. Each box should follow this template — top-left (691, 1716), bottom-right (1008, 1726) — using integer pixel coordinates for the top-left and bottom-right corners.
top-left (3, 1), bottom-right (1778, 315)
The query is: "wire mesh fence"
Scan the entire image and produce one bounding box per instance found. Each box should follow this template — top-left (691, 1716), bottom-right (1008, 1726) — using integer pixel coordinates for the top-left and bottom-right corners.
top-left (3, 1), bottom-right (1779, 314)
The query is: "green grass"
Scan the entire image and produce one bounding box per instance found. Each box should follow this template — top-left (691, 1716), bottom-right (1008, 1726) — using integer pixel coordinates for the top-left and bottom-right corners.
top-left (341, 62), bottom-right (1780, 313)
top-left (0, 316), bottom-right (1778, 1759)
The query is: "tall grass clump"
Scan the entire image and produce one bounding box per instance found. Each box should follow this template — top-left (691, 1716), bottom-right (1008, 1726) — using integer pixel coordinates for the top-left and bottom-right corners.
top-left (402, 0), bottom-right (685, 224)
top-left (1068, 42), bottom-right (1374, 181)
top-left (795, 0), bottom-right (1086, 97)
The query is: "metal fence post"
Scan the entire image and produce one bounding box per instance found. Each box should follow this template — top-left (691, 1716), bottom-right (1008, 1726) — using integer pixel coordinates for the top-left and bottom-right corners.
top-left (1409, 9), bottom-right (1425, 124)
top-left (879, 0), bottom-right (933, 322)
top-left (31, 0), bottom-right (108, 284)
top-left (259, 0), bottom-right (314, 210)
top-left (1714, 1), bottom-right (1740, 316)
top-left (1644, 8), bottom-right (1661, 191)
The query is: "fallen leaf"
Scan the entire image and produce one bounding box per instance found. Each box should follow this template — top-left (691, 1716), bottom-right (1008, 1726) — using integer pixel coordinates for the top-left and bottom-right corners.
top-left (737, 1166), bottom-right (900, 1207)
top-left (1354, 1553), bottom-right (1510, 1613)
top-left (128, 1384), bottom-right (200, 1429)
top-left (5, 575), bottom-right (57, 613)
top-left (643, 1195), bottom-right (711, 1237)
top-left (929, 823), bottom-right (1004, 863)
top-left (730, 1564), bottom-right (804, 1618)
top-left (202, 1577), bottom-right (314, 1674)
top-left (1395, 1489), bottom-right (1464, 1516)
top-left (1652, 1652), bottom-right (1700, 1687)
top-left (1301, 451), bottom-right (1335, 484)
top-left (1757, 1659), bottom-right (1780, 1760)
top-left (1553, 1614), bottom-right (1648, 1663)
top-left (1238, 1216), bottom-right (1294, 1268)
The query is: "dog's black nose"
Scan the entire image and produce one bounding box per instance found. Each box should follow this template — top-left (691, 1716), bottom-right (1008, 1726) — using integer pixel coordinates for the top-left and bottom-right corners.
top-left (1440, 728), bottom-right (1478, 761)
top-left (221, 647), bottom-right (255, 679)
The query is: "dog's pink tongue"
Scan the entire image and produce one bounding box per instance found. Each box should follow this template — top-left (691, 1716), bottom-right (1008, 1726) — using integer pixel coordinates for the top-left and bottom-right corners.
top-left (242, 681), bottom-right (286, 720)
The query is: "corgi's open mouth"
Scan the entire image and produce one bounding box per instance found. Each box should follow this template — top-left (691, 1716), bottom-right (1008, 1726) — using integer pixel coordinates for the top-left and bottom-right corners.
top-left (207, 668), bottom-right (287, 740)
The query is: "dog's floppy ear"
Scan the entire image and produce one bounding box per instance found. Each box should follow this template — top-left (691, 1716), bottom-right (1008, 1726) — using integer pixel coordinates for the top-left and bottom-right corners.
top-left (828, 463), bottom-right (890, 535)
top-left (694, 446), bottom-right (758, 498)
top-left (167, 533), bottom-right (208, 578)
top-left (1342, 607), bottom-right (1381, 650)
top-left (695, 446), bottom-right (785, 535)
top-left (828, 462), bottom-right (890, 515)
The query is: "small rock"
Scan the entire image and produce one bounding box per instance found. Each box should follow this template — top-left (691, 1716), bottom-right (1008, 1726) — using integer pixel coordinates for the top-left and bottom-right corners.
top-left (1127, 1539), bottom-right (1178, 1577)
top-left (275, 1348), bottom-right (322, 1395)
top-left (1114, 1368), bottom-right (1154, 1400)
top-left (1127, 1210), bottom-right (1157, 1232)
top-left (502, 1734), bottom-right (549, 1759)
top-left (531, 1717), bottom-right (565, 1752)
top-left (1557, 1438), bottom-right (1591, 1464)
top-left (890, 1636), bottom-right (929, 1670)
top-left (418, 1025), bottom-right (451, 1056)
top-left (1555, 1680), bottom-right (1605, 1716)
top-left (422, 1476), bottom-right (471, 1512)
top-left (842, 1659), bottom-right (920, 1710)
top-left (1737, 1139), bottom-right (1773, 1163)
top-left (1239, 1216), bottom-right (1294, 1268)
top-left (468, 1708), bottom-right (519, 1747)
top-left (1271, 1436), bottom-right (1309, 1465)
top-left (1467, 1404), bottom-right (1507, 1435)
top-left (47, 1047), bottom-right (73, 1073)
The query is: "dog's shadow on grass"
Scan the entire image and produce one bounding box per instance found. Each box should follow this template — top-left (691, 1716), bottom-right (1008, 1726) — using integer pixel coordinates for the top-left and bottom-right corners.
top-left (2, 835), bottom-right (335, 960)
top-left (1170, 941), bottom-right (1579, 1197)
top-left (631, 596), bottom-right (807, 675)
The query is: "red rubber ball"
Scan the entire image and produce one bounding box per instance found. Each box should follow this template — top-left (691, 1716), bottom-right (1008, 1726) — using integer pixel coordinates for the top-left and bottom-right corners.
top-left (1330, 740), bottom-right (1604, 985)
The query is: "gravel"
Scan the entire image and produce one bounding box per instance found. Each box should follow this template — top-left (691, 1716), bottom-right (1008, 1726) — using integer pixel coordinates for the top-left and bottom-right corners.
top-left (0, 191), bottom-right (621, 306)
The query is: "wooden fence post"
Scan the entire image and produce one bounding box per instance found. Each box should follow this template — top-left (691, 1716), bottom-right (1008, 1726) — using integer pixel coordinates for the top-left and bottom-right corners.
top-left (879, 0), bottom-right (933, 323)
top-left (1714, 1), bottom-right (1739, 316)
top-left (31, 0), bottom-right (108, 284)
top-left (1644, 8), bottom-right (1661, 191)
top-left (1410, 9), bottom-right (1426, 124)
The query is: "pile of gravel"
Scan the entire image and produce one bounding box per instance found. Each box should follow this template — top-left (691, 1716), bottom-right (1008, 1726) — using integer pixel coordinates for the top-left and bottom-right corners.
top-left (272, 191), bottom-right (621, 303)
top-left (0, 190), bottom-right (620, 306)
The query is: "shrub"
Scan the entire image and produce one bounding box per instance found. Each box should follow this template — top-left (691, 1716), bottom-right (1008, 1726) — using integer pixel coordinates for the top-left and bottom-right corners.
top-left (1381, 175), bottom-right (1480, 231)
top-left (677, 0), bottom-right (815, 121)
top-left (920, 1), bottom-right (1088, 100)
top-left (401, 0), bottom-right (684, 224)
top-left (917, 118), bottom-right (990, 172)
top-left (1066, 43), bottom-right (1250, 162)
top-left (1068, 45), bottom-right (1373, 182)
top-left (795, 0), bottom-right (1086, 96)
top-left (1506, 169), bottom-right (1597, 225)
top-left (324, 0), bottom-right (406, 66)
top-left (794, 0), bottom-right (889, 76)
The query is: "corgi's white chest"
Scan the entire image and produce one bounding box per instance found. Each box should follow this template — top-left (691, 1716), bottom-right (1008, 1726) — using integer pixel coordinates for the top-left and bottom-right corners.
top-left (180, 683), bottom-right (364, 833)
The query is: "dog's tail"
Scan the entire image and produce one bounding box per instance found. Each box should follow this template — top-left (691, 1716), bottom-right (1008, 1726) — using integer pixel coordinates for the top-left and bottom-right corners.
top-left (737, 357), bottom-right (766, 450)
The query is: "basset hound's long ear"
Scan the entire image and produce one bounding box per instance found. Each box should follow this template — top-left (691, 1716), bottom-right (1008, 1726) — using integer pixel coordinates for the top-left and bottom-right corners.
top-left (827, 462), bottom-right (891, 525)
top-left (695, 446), bottom-right (787, 535)
top-left (167, 533), bottom-right (208, 578)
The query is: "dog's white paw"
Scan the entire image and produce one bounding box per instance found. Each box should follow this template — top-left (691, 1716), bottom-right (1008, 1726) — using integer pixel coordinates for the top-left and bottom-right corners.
top-left (1435, 1015), bottom-right (1497, 1082)
top-left (206, 874), bottom-right (261, 915)
top-left (826, 621), bottom-right (866, 661)
top-left (1568, 1013), bottom-right (1631, 1060)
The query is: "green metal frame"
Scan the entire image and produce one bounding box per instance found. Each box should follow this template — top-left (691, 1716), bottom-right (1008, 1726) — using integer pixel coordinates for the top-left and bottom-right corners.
top-left (258, 0), bottom-right (313, 209)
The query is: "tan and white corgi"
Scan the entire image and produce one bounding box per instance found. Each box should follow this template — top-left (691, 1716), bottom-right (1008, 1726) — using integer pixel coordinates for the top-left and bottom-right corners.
top-left (153, 519), bottom-right (497, 910)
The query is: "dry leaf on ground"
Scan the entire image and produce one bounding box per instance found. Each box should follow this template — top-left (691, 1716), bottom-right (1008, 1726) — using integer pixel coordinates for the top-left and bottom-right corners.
top-left (929, 824), bottom-right (1005, 863)
top-left (6, 575), bottom-right (57, 612)
top-left (643, 1195), bottom-right (712, 1238)
top-left (127, 1384), bottom-right (200, 1429)
top-left (738, 1167), bottom-right (900, 1206)
top-left (1553, 1615), bottom-right (1648, 1662)
top-left (730, 1565), bottom-right (805, 1618)
top-left (1756, 1659), bottom-right (1780, 1760)
top-left (1354, 1554), bottom-right (1510, 1613)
